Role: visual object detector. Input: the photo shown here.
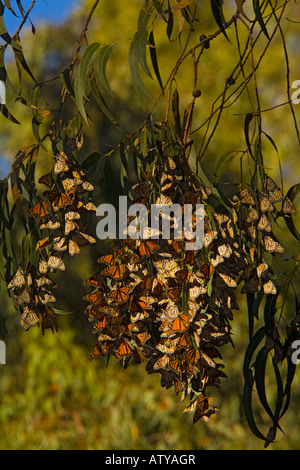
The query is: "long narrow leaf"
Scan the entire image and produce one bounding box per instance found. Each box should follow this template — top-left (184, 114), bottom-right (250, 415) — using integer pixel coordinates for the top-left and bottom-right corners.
top-left (74, 42), bottom-right (101, 123)
top-left (255, 347), bottom-right (275, 422)
top-left (210, 0), bottom-right (230, 42)
top-left (96, 43), bottom-right (116, 96)
top-left (149, 30), bottom-right (164, 94)
top-left (90, 76), bottom-right (120, 129)
top-left (253, 0), bottom-right (269, 39)
top-left (243, 371), bottom-right (267, 441)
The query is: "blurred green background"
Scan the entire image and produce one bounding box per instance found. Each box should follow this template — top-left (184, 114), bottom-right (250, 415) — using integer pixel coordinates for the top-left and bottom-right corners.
top-left (0, 0), bottom-right (300, 450)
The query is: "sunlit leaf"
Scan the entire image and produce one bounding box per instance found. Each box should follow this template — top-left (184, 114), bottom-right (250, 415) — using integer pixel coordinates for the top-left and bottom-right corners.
top-left (90, 76), bottom-right (120, 129)
top-left (74, 42), bottom-right (101, 123)
top-left (96, 43), bottom-right (116, 96)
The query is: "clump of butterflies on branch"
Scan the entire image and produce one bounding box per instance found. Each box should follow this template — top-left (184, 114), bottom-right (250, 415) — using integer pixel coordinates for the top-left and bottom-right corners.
top-left (2, 118), bottom-right (300, 445)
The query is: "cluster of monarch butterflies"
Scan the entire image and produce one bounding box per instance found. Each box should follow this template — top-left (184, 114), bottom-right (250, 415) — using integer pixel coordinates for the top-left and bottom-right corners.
top-left (8, 138), bottom-right (97, 332)
top-left (84, 154), bottom-right (295, 423)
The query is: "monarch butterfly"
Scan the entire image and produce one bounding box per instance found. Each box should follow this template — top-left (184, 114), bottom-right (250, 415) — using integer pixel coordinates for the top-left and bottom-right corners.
top-left (115, 340), bottom-right (134, 361)
top-left (39, 259), bottom-right (48, 274)
top-left (54, 153), bottom-right (70, 174)
top-left (134, 331), bottom-right (151, 347)
top-left (169, 313), bottom-right (190, 335)
top-left (107, 286), bottom-right (132, 305)
top-left (210, 254), bottom-right (224, 268)
top-left (137, 239), bottom-right (159, 258)
top-left (155, 193), bottom-right (174, 207)
top-left (283, 196), bottom-right (297, 216)
top-left (171, 239), bottom-right (183, 253)
top-left (83, 202), bottom-right (97, 212)
top-left (156, 338), bottom-right (179, 355)
top-left (20, 308), bottom-right (39, 330)
top-left (85, 304), bottom-right (102, 321)
top-left (72, 168), bottom-right (86, 179)
top-left (15, 289), bottom-right (31, 305)
top-left (38, 172), bottom-right (53, 188)
top-left (199, 186), bottom-right (212, 200)
top-left (102, 264), bottom-right (126, 281)
top-left (36, 237), bottom-right (51, 251)
top-left (36, 290), bottom-right (56, 305)
top-left (218, 244), bottom-right (232, 258)
top-left (246, 224), bottom-right (257, 239)
top-left (241, 277), bottom-right (260, 293)
top-left (176, 269), bottom-right (190, 283)
top-left (98, 253), bottom-right (115, 266)
top-left (7, 267), bottom-right (26, 289)
top-left (62, 178), bottom-right (82, 191)
top-left (214, 213), bottom-right (229, 225)
top-left (264, 235), bottom-right (284, 253)
top-left (239, 189), bottom-right (255, 205)
top-left (166, 287), bottom-right (181, 303)
top-left (92, 317), bottom-right (107, 332)
top-left (83, 290), bottom-right (104, 305)
top-left (246, 207), bottom-right (259, 223)
top-left (69, 239), bottom-right (80, 256)
top-left (40, 219), bottom-right (61, 230)
top-left (204, 231), bottom-right (217, 247)
top-left (29, 201), bottom-right (49, 219)
top-left (131, 181), bottom-right (151, 198)
top-left (177, 333), bottom-right (190, 349)
top-left (167, 355), bottom-right (184, 374)
top-left (200, 264), bottom-right (214, 280)
top-left (264, 175), bottom-right (282, 203)
top-left (218, 273), bottom-right (237, 287)
top-left (82, 181), bottom-right (94, 191)
top-left (64, 219), bottom-right (77, 236)
top-left (189, 284), bottom-right (207, 300)
top-left (193, 396), bottom-right (216, 424)
top-left (90, 341), bottom-right (109, 360)
top-left (48, 255), bottom-right (66, 271)
top-left (97, 325), bottom-right (122, 342)
top-left (257, 214), bottom-right (272, 232)
top-left (162, 302), bottom-right (180, 320)
top-left (35, 276), bottom-right (55, 288)
top-left (263, 279), bottom-right (277, 295)
top-left (65, 210), bottom-right (80, 221)
top-left (154, 259), bottom-right (179, 281)
top-left (84, 273), bottom-right (107, 289)
top-left (184, 347), bottom-right (200, 365)
top-left (44, 189), bottom-right (74, 210)
top-left (201, 351), bottom-right (216, 368)
top-left (98, 305), bottom-right (119, 317)
top-left (130, 311), bottom-right (150, 322)
top-left (256, 260), bottom-right (269, 278)
top-left (71, 230), bottom-right (96, 246)
top-left (130, 295), bottom-right (154, 313)
top-left (53, 237), bottom-right (67, 252)
top-left (260, 195), bottom-right (274, 213)
top-left (153, 354), bottom-right (170, 370)
top-left (174, 377), bottom-right (185, 395)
